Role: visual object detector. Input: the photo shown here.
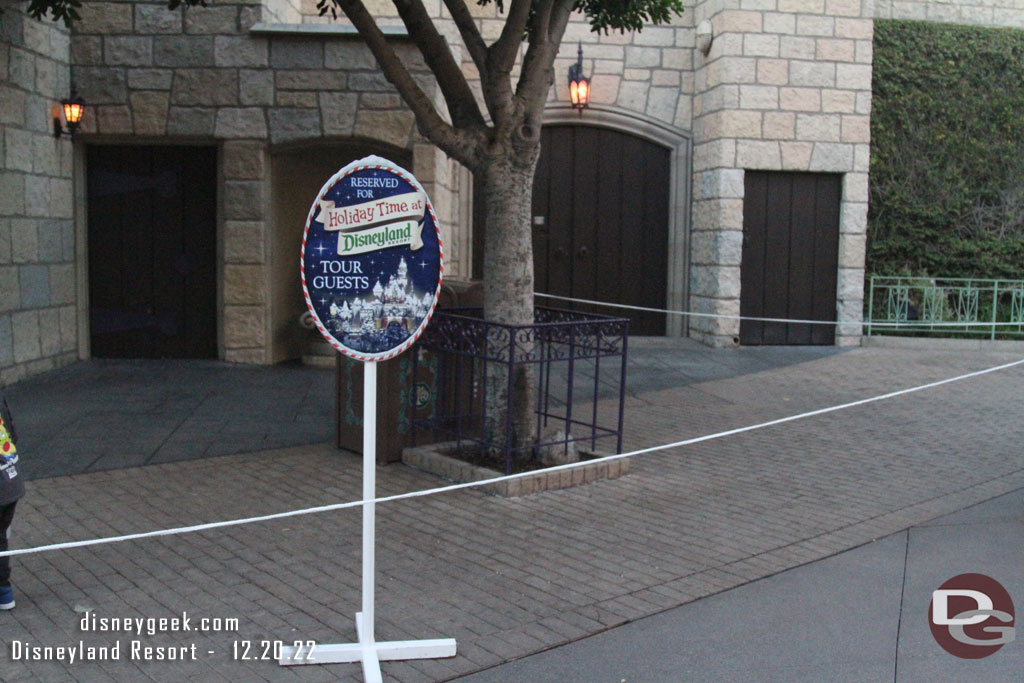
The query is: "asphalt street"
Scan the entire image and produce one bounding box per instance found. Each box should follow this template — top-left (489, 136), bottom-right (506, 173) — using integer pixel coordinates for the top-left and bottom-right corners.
top-left (459, 489), bottom-right (1024, 682)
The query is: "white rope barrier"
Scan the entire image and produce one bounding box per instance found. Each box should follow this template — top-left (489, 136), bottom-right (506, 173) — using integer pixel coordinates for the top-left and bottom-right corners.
top-left (3, 357), bottom-right (1022, 560)
top-left (534, 292), bottom-right (1024, 329)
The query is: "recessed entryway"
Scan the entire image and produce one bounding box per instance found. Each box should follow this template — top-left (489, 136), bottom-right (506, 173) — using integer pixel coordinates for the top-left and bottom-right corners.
top-left (86, 144), bottom-right (217, 358)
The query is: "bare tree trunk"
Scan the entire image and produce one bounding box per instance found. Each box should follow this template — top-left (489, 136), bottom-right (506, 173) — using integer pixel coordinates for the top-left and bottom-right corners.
top-left (480, 146), bottom-right (540, 451)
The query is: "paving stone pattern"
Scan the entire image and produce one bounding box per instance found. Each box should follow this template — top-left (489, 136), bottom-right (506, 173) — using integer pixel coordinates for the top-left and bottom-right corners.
top-left (3, 345), bottom-right (1024, 681)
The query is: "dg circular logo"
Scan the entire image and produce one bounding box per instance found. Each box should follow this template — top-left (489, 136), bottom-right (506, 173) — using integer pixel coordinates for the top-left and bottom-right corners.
top-left (929, 573), bottom-right (1015, 659)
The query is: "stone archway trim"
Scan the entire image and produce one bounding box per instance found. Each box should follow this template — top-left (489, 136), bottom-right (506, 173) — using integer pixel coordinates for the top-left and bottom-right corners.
top-left (542, 104), bottom-right (692, 336)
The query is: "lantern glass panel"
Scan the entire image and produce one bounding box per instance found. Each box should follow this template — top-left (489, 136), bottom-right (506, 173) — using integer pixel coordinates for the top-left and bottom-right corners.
top-left (64, 101), bottom-right (84, 125)
top-left (576, 79), bottom-right (589, 106)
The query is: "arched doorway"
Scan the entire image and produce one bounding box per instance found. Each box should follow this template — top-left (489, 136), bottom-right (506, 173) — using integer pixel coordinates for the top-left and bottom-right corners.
top-left (532, 125), bottom-right (671, 335)
top-left (269, 140), bottom-right (412, 362)
top-left (471, 109), bottom-right (689, 336)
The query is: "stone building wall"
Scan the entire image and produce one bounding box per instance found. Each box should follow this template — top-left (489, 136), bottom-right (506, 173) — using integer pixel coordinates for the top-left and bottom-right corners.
top-left (688, 0), bottom-right (873, 346)
top-left (14, 0), bottom-right (1013, 382)
top-left (875, 0), bottom-right (1024, 27)
top-left (70, 0), bottom-right (451, 365)
top-left (0, 7), bottom-right (76, 385)
top-left (299, 1), bottom-right (695, 133)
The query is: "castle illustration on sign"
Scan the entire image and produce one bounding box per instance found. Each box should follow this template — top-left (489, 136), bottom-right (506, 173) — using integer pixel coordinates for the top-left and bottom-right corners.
top-left (324, 256), bottom-right (433, 353)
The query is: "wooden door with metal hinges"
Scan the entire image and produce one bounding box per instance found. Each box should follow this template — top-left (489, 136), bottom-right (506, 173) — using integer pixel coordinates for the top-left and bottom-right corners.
top-left (741, 171), bottom-right (841, 345)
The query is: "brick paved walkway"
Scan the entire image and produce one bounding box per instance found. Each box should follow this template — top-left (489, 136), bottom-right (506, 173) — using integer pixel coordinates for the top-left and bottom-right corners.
top-left (2, 345), bottom-right (1024, 681)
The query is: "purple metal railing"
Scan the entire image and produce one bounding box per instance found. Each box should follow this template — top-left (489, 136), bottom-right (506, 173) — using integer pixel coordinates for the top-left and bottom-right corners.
top-left (410, 307), bottom-right (629, 475)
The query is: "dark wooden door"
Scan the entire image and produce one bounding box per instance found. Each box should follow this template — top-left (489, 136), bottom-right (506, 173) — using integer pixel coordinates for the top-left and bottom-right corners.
top-left (529, 126), bottom-right (670, 334)
top-left (740, 171), bottom-right (841, 345)
top-left (87, 145), bottom-right (217, 358)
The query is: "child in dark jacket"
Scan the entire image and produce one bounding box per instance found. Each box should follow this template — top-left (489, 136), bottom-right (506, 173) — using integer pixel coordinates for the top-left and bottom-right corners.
top-left (1, 389), bottom-right (25, 610)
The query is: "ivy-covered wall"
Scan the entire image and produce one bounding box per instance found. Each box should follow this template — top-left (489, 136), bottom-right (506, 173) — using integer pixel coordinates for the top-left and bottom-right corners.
top-left (869, 19), bottom-right (1024, 278)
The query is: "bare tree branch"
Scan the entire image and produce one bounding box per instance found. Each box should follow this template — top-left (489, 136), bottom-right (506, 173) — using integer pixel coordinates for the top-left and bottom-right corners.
top-left (515, 0), bottom-right (574, 126)
top-left (489, 0), bottom-right (532, 74)
top-left (334, 0), bottom-right (482, 166)
top-left (391, 0), bottom-right (486, 130)
top-left (441, 0), bottom-right (488, 78)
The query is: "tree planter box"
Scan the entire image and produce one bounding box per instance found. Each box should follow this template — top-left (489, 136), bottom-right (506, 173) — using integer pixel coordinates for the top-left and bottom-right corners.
top-left (403, 441), bottom-right (629, 497)
top-left (409, 307), bottom-right (630, 475)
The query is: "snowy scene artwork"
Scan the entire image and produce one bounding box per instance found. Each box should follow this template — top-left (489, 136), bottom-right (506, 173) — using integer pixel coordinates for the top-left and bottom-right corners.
top-left (301, 156), bottom-right (443, 361)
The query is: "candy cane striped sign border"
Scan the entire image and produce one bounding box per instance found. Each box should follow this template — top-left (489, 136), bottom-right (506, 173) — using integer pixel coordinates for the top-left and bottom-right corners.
top-left (300, 155), bottom-right (444, 362)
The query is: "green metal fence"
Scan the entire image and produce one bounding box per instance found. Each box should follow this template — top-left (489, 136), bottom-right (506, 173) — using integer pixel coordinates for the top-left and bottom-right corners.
top-left (867, 276), bottom-right (1024, 339)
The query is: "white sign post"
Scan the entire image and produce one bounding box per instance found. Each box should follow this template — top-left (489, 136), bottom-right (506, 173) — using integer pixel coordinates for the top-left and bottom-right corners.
top-left (281, 156), bottom-right (455, 680)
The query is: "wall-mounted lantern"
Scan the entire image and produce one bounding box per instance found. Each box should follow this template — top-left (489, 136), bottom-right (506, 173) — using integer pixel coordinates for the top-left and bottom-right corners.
top-left (53, 87), bottom-right (85, 138)
top-left (567, 44), bottom-right (590, 112)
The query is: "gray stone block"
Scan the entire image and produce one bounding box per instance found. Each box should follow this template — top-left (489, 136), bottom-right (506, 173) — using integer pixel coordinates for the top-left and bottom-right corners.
top-left (130, 91), bottom-right (170, 135)
top-left (320, 92), bottom-right (358, 136)
top-left (11, 219), bottom-right (37, 263)
top-left (166, 107), bottom-right (216, 136)
top-left (214, 36), bottom-right (268, 67)
top-left (809, 142), bottom-right (854, 172)
top-left (35, 56), bottom-right (59, 100)
top-left (104, 36), bottom-right (153, 66)
top-left (59, 305), bottom-right (76, 352)
top-left (0, 315), bottom-right (12, 366)
top-left (135, 4), bottom-right (183, 34)
top-left (127, 69), bottom-right (174, 91)
top-left (239, 70), bottom-right (274, 106)
top-left (25, 92), bottom-right (50, 134)
top-left (270, 40), bottom-right (324, 69)
top-left (77, 2), bottom-right (133, 34)
top-left (0, 8), bottom-right (23, 45)
top-left (275, 70), bottom-right (326, 91)
top-left (48, 178), bottom-right (72, 219)
top-left (72, 36), bottom-right (103, 65)
top-left (224, 221), bottom-right (265, 264)
top-left (36, 220), bottom-right (65, 262)
top-left (19, 265), bottom-right (51, 308)
top-left (8, 47), bottom-right (36, 90)
top-left (268, 108), bottom-right (321, 144)
top-left (4, 128), bottom-right (32, 172)
top-left (0, 87), bottom-right (26, 126)
top-left (25, 174), bottom-right (49, 218)
top-left (358, 93), bottom-right (401, 110)
top-left (32, 132), bottom-right (60, 177)
top-left (72, 66), bottom-right (127, 104)
top-left (38, 307), bottom-right (61, 357)
top-left (0, 173), bottom-right (25, 215)
top-left (184, 5), bottom-right (239, 35)
top-left (61, 219), bottom-right (74, 262)
top-left (0, 219), bottom-right (9, 264)
top-left (48, 264), bottom-right (75, 306)
top-left (49, 24), bottom-right (71, 59)
top-left (11, 310), bottom-right (41, 364)
top-left (324, 42), bottom-right (377, 70)
top-left (224, 181), bottom-right (264, 221)
top-left (348, 72), bottom-right (392, 92)
top-left (0, 267), bottom-right (18, 312)
top-left (170, 69), bottom-right (238, 106)
top-left (154, 36), bottom-right (215, 68)
top-left (215, 108), bottom-right (268, 139)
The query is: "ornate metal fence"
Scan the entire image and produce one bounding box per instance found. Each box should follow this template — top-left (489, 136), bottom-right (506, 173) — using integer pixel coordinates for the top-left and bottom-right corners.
top-left (867, 276), bottom-right (1024, 339)
top-left (410, 307), bottom-right (629, 475)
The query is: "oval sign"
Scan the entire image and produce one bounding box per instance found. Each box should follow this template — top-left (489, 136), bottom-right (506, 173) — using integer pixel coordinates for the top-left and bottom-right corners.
top-left (301, 155), bottom-right (443, 361)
